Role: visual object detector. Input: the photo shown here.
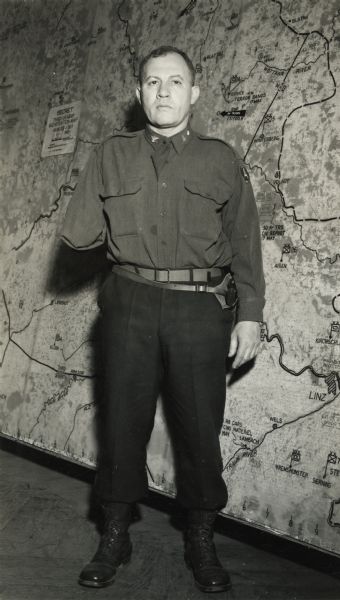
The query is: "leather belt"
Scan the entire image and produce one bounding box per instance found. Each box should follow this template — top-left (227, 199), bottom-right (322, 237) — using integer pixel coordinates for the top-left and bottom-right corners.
top-left (111, 264), bottom-right (238, 310)
top-left (119, 264), bottom-right (224, 284)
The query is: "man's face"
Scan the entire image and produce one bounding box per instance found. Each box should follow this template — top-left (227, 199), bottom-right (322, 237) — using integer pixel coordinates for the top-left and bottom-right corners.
top-left (136, 53), bottom-right (200, 135)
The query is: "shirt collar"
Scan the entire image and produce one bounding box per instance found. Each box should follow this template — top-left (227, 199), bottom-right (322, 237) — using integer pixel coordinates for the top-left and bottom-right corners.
top-left (144, 124), bottom-right (192, 154)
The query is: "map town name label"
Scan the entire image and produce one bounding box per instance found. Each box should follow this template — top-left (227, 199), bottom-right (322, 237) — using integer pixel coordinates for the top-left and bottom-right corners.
top-left (316, 338), bottom-right (340, 345)
top-left (312, 478), bottom-right (332, 488)
top-left (254, 134), bottom-right (280, 144)
top-left (262, 224), bottom-right (285, 240)
top-left (275, 464), bottom-right (309, 478)
top-left (308, 390), bottom-right (327, 402)
top-left (288, 15), bottom-right (308, 24)
top-left (296, 65), bottom-right (312, 74)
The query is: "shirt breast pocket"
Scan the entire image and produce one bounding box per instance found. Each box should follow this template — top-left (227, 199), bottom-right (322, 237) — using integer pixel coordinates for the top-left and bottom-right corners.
top-left (182, 179), bottom-right (230, 240)
top-left (102, 178), bottom-right (144, 237)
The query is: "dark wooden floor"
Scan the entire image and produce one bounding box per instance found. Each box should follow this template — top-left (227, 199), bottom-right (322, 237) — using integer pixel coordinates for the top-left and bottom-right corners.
top-left (1, 438), bottom-right (340, 600)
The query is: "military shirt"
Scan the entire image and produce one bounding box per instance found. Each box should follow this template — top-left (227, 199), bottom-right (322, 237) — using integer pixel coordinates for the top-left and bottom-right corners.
top-left (61, 126), bottom-right (265, 322)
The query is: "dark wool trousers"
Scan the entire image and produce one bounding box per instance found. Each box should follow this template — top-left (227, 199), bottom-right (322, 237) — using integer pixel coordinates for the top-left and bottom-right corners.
top-left (94, 271), bottom-right (234, 510)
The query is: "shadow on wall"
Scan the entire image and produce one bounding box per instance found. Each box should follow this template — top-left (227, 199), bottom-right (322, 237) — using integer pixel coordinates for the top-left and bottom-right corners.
top-left (125, 98), bottom-right (147, 131)
top-left (46, 241), bottom-right (109, 508)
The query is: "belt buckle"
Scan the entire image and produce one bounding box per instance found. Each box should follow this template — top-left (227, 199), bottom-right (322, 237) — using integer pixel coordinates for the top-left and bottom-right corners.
top-left (195, 284), bottom-right (208, 292)
top-left (155, 269), bottom-right (169, 283)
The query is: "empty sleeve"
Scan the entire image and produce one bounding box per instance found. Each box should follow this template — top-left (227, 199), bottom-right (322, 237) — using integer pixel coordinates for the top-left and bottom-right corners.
top-left (61, 147), bottom-right (106, 250)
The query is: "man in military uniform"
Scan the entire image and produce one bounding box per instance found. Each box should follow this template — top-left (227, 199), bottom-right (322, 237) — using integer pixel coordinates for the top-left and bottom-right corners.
top-left (61, 46), bottom-right (265, 593)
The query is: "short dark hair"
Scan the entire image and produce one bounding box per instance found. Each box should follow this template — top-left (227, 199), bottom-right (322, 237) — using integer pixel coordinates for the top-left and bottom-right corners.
top-left (138, 46), bottom-right (195, 85)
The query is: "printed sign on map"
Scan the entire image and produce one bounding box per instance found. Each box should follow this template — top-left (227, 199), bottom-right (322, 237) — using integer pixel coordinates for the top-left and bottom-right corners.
top-left (41, 101), bottom-right (81, 158)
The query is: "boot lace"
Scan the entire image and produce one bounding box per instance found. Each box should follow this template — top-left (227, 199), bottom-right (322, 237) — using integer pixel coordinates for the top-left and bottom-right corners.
top-left (95, 521), bottom-right (128, 562)
top-left (188, 524), bottom-right (220, 568)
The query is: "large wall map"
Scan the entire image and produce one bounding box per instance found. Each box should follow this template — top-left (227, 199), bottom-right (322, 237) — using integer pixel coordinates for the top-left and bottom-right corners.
top-left (1, 0), bottom-right (340, 555)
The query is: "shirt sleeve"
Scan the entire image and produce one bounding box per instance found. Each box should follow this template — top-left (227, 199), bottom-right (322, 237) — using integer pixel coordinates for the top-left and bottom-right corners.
top-left (222, 155), bottom-right (265, 322)
top-left (60, 146), bottom-right (106, 250)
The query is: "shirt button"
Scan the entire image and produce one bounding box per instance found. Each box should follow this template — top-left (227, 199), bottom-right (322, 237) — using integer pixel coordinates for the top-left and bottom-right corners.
top-left (161, 182), bottom-right (167, 189)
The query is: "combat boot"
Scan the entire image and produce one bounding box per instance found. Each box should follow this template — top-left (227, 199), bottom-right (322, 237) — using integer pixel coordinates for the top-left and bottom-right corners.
top-left (78, 502), bottom-right (132, 588)
top-left (184, 509), bottom-right (232, 593)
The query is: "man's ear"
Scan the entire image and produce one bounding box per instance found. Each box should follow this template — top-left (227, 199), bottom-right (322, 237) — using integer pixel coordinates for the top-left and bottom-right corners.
top-left (136, 86), bottom-right (142, 105)
top-left (190, 85), bottom-right (200, 106)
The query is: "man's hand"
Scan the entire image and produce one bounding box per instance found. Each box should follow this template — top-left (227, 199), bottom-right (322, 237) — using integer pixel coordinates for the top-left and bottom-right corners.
top-left (228, 320), bottom-right (261, 369)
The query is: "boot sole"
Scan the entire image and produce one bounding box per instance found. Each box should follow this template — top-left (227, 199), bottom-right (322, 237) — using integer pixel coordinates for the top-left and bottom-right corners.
top-left (195, 580), bottom-right (232, 593)
top-left (78, 553), bottom-right (132, 588)
top-left (185, 557), bottom-right (232, 593)
top-left (78, 577), bottom-right (115, 589)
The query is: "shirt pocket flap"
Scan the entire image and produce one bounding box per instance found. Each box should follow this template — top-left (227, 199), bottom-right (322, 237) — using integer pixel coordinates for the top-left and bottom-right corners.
top-left (102, 178), bottom-right (143, 198)
top-left (184, 179), bottom-right (229, 205)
